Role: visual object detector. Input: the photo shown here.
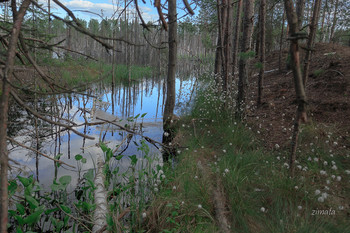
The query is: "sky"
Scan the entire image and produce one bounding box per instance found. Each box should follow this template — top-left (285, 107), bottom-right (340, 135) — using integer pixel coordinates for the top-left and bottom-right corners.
top-left (37, 0), bottom-right (197, 23)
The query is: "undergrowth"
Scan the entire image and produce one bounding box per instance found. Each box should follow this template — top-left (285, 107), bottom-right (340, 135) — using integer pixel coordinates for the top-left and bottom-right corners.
top-left (144, 84), bottom-right (350, 232)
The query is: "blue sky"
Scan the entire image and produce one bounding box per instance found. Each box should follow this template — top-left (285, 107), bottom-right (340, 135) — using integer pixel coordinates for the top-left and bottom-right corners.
top-left (37, 0), bottom-right (197, 23)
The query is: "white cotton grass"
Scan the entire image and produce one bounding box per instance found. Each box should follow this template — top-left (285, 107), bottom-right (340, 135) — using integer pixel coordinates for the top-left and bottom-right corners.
top-left (260, 207), bottom-right (266, 213)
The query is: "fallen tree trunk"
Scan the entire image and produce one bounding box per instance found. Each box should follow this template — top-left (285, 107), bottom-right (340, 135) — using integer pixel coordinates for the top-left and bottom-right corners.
top-left (92, 155), bottom-right (108, 233)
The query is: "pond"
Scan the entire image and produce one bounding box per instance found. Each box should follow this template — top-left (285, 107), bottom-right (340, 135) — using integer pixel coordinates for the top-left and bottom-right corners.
top-left (8, 71), bottom-right (198, 191)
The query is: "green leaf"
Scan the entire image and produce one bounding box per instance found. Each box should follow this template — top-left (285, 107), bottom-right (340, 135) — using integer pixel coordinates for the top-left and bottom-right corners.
top-left (81, 158), bottom-right (87, 164)
top-left (44, 208), bottom-right (59, 215)
top-left (8, 180), bottom-right (17, 197)
top-left (50, 183), bottom-right (64, 191)
top-left (84, 169), bottom-right (94, 182)
top-left (115, 154), bottom-right (124, 160)
top-left (141, 113), bottom-right (147, 118)
top-left (59, 175), bottom-right (72, 186)
top-left (100, 143), bottom-right (108, 152)
top-left (106, 149), bottom-right (113, 162)
top-left (16, 203), bottom-right (25, 215)
top-left (14, 215), bottom-right (24, 225)
top-left (16, 228), bottom-right (23, 233)
top-left (60, 205), bottom-right (71, 214)
top-left (75, 154), bottom-right (83, 161)
top-left (64, 215), bottom-right (69, 226)
top-left (134, 113), bottom-right (140, 119)
top-left (129, 155), bottom-right (138, 166)
top-left (25, 195), bottom-right (39, 209)
top-left (23, 208), bottom-right (44, 225)
top-left (112, 167), bottom-right (119, 175)
top-left (17, 176), bottom-right (31, 187)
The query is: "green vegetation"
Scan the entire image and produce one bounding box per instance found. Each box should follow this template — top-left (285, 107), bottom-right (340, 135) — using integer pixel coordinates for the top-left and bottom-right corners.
top-left (144, 85), bottom-right (350, 232)
top-left (42, 57), bottom-right (154, 88)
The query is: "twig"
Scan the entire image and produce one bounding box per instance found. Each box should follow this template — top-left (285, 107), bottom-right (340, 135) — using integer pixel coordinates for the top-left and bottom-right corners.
top-left (7, 137), bottom-right (75, 168)
top-left (10, 90), bottom-right (95, 140)
top-left (56, 203), bottom-right (93, 232)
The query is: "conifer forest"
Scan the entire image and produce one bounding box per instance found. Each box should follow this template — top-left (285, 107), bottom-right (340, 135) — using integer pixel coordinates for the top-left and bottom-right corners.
top-left (0, 0), bottom-right (350, 232)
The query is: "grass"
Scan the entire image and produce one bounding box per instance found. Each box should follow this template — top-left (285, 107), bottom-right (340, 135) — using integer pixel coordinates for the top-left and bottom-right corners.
top-left (40, 57), bottom-right (154, 89)
top-left (143, 84), bottom-right (350, 232)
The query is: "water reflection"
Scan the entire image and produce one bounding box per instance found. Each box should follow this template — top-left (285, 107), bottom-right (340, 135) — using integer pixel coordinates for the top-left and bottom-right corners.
top-left (8, 73), bottom-right (197, 189)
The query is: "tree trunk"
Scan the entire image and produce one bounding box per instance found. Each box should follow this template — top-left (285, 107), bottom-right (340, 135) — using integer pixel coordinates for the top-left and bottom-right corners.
top-left (163, 0), bottom-right (177, 161)
top-left (223, 0), bottom-right (234, 94)
top-left (320, 0), bottom-right (328, 42)
top-left (232, 0), bottom-right (242, 78)
top-left (0, 1), bottom-right (31, 231)
top-left (278, 9), bottom-right (286, 72)
top-left (303, 0), bottom-right (322, 87)
top-left (329, 0), bottom-right (339, 42)
top-left (296, 0), bottom-right (305, 29)
top-left (257, 0), bottom-right (266, 106)
top-left (284, 0), bottom-right (308, 177)
top-left (236, 0), bottom-right (254, 119)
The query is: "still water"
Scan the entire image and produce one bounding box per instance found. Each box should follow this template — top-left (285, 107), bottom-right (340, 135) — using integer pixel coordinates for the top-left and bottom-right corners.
top-left (8, 73), bottom-right (197, 190)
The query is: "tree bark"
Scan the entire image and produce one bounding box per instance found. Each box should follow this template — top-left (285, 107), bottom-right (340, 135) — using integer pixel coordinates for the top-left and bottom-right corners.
top-left (257, 0), bottom-right (266, 106)
top-left (329, 0), bottom-right (339, 42)
top-left (303, 0), bottom-right (322, 87)
top-left (232, 0), bottom-right (242, 78)
top-left (296, 0), bottom-right (305, 29)
top-left (163, 0), bottom-right (177, 161)
top-left (236, 0), bottom-right (254, 119)
top-left (223, 0), bottom-right (233, 94)
top-left (284, 0), bottom-right (308, 177)
top-left (278, 9), bottom-right (286, 72)
top-left (0, 1), bottom-right (31, 231)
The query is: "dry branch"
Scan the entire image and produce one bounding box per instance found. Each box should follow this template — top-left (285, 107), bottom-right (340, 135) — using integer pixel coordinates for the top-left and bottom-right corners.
top-left (7, 137), bottom-right (75, 168)
top-left (10, 90), bottom-right (95, 140)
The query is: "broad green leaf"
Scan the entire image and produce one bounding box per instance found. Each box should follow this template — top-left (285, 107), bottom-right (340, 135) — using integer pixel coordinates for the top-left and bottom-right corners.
top-left (106, 149), bottom-right (113, 161)
top-left (75, 154), bottom-right (83, 161)
top-left (50, 184), bottom-right (64, 191)
top-left (8, 210), bottom-right (16, 217)
top-left (100, 143), bottom-right (108, 152)
top-left (17, 176), bottom-right (31, 187)
top-left (8, 180), bottom-right (17, 197)
top-left (141, 113), bottom-right (147, 118)
top-left (16, 228), bottom-right (23, 233)
top-left (84, 169), bottom-right (94, 182)
top-left (64, 215), bottom-right (69, 226)
top-left (129, 155), bottom-right (138, 166)
top-left (23, 208), bottom-right (44, 225)
top-left (115, 154), bottom-right (124, 160)
top-left (25, 195), bottom-right (39, 209)
top-left (16, 203), bottom-right (25, 215)
top-left (81, 158), bottom-right (87, 164)
top-left (44, 208), bottom-right (59, 215)
top-left (134, 113), bottom-right (140, 119)
top-left (59, 175), bottom-right (72, 186)
top-left (14, 215), bottom-right (24, 225)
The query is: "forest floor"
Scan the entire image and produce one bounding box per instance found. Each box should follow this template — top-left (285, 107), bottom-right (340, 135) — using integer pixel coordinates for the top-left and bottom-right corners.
top-left (248, 42), bottom-right (350, 150)
top-left (144, 43), bottom-right (350, 232)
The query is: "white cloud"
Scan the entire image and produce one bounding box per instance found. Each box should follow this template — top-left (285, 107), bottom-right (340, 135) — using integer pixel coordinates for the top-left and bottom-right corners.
top-left (39, 0), bottom-right (157, 22)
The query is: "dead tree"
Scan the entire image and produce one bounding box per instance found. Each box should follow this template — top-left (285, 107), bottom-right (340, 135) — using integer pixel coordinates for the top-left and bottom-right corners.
top-left (0, 1), bottom-right (32, 231)
top-left (283, 0), bottom-right (308, 177)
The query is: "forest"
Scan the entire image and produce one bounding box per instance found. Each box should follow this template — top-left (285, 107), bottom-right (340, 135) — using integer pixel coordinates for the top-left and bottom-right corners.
top-left (0, 0), bottom-right (349, 232)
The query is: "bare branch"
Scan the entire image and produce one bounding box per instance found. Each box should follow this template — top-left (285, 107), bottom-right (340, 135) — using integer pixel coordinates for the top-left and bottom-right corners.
top-left (155, 0), bottom-right (168, 31)
top-left (7, 137), bottom-right (75, 168)
top-left (10, 90), bottom-right (95, 140)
